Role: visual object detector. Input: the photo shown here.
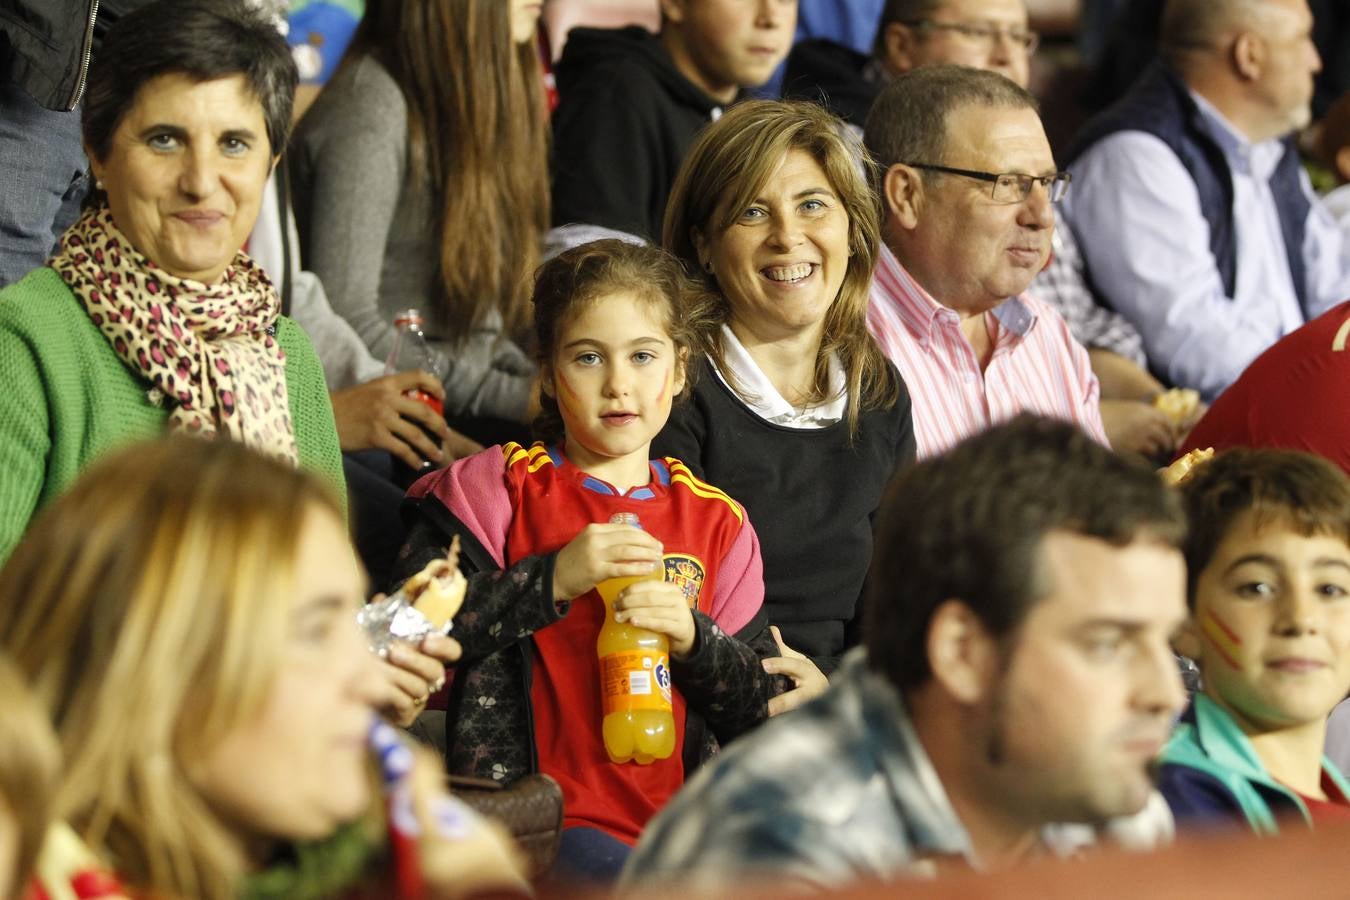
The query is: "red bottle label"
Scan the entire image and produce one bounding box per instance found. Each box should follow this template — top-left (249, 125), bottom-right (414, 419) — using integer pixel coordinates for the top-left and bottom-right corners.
top-left (405, 389), bottom-right (443, 417)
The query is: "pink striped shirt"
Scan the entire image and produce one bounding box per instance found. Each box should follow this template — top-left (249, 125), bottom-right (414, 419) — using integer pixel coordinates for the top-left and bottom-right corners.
top-left (868, 245), bottom-right (1108, 459)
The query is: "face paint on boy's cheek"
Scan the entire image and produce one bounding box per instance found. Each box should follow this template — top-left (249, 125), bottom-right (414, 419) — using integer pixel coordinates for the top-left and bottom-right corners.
top-left (1198, 608), bottom-right (1243, 670)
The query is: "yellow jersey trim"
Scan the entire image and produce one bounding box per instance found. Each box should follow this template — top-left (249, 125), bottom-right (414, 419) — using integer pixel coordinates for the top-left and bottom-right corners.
top-left (666, 460), bottom-right (743, 524)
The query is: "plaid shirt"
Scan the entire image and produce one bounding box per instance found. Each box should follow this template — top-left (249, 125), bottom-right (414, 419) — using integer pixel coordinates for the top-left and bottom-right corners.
top-left (621, 651), bottom-right (1174, 891)
top-left (1031, 225), bottom-right (1148, 367)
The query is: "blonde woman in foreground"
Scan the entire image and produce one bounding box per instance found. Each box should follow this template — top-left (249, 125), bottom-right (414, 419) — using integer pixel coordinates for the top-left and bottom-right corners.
top-left (0, 436), bottom-right (526, 900)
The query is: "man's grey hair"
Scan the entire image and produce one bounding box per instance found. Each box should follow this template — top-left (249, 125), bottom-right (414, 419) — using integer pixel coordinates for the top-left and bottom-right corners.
top-left (863, 64), bottom-right (1039, 177)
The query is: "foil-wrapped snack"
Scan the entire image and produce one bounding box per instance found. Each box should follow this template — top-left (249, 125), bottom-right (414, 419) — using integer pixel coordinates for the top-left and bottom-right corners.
top-left (359, 536), bottom-right (468, 657)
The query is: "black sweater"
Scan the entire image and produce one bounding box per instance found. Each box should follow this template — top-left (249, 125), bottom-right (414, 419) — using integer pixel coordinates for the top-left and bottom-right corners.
top-left (550, 26), bottom-right (724, 242)
top-left (653, 359), bottom-right (915, 675)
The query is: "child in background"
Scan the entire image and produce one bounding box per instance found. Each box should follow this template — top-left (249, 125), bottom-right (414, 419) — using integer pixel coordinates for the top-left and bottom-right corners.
top-left (0, 655), bottom-right (62, 899)
top-left (399, 239), bottom-right (783, 880)
top-left (1160, 448), bottom-right (1350, 833)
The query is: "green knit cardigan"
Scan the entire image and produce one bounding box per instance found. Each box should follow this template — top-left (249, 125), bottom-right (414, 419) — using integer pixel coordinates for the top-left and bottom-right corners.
top-left (0, 266), bottom-right (346, 564)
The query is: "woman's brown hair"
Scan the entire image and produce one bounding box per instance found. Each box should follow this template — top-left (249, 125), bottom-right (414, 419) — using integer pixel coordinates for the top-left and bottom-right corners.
top-left (663, 99), bottom-right (900, 439)
top-left (350, 0), bottom-right (549, 337)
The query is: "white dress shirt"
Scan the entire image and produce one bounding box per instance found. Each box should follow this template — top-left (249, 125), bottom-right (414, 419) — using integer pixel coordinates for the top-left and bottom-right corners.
top-left (1062, 91), bottom-right (1350, 401)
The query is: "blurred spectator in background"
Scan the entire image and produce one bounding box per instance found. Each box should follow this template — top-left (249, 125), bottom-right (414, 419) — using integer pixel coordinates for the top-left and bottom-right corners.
top-left (291, 0), bottom-right (547, 446)
top-left (0, 0), bottom-right (153, 286)
top-left (785, 0), bottom-right (1034, 130)
top-left (1062, 0), bottom-right (1350, 402)
top-left (550, 0), bottom-right (797, 245)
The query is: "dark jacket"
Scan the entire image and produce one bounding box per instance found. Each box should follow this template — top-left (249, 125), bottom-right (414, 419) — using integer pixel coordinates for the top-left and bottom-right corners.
top-left (1067, 61), bottom-right (1312, 313)
top-left (782, 38), bottom-right (883, 130)
top-left (392, 495), bottom-right (785, 785)
top-left (550, 26), bottom-right (724, 242)
top-left (0, 0), bottom-right (145, 111)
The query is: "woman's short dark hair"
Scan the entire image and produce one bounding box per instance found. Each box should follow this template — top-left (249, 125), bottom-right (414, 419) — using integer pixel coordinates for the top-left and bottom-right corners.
top-left (867, 416), bottom-right (1186, 692)
top-left (82, 0), bottom-right (297, 162)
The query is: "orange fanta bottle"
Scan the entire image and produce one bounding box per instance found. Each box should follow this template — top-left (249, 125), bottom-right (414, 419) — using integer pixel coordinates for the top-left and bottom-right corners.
top-left (595, 513), bottom-right (675, 764)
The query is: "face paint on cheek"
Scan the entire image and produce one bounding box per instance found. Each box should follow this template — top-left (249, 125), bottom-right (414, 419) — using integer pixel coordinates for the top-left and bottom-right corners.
top-left (1198, 608), bottom-right (1243, 671)
top-left (656, 366), bottom-right (671, 407)
top-left (554, 369), bottom-right (582, 419)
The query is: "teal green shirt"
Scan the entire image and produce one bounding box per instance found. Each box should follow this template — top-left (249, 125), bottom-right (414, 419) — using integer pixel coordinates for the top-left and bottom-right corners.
top-left (1160, 693), bottom-right (1350, 834)
top-left (0, 266), bottom-right (346, 564)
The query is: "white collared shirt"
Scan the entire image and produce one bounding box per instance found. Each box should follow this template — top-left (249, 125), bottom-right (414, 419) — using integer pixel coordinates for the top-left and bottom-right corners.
top-left (710, 324), bottom-right (847, 429)
top-left (1061, 89), bottom-right (1350, 400)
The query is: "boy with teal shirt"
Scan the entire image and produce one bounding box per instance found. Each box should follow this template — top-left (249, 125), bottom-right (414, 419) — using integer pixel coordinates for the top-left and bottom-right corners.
top-left (1160, 448), bottom-right (1350, 832)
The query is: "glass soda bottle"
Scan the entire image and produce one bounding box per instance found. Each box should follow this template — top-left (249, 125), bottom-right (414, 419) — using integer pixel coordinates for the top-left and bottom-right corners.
top-left (385, 309), bottom-right (444, 416)
top-left (595, 512), bottom-right (674, 764)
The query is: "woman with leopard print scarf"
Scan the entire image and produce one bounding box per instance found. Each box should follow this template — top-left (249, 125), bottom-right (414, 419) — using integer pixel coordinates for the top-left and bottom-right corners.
top-left (0, 0), bottom-right (345, 564)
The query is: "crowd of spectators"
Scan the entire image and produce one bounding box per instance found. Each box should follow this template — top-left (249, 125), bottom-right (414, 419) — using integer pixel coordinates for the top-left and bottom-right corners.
top-left (2, 0), bottom-right (1350, 897)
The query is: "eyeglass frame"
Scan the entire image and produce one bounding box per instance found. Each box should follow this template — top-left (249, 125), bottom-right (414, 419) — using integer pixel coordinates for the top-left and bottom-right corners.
top-left (903, 163), bottom-right (1072, 203)
top-left (901, 18), bottom-right (1040, 54)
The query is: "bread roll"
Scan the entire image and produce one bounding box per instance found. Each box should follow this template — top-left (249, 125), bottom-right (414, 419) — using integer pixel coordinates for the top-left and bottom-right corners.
top-left (1161, 447), bottom-right (1214, 487)
top-left (404, 535), bottom-right (467, 631)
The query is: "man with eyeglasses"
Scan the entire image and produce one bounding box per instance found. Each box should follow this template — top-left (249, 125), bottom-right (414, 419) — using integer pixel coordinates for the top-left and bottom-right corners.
top-left (786, 2), bottom-right (1180, 465)
top-left (1061, 0), bottom-right (1350, 403)
top-left (784, 0), bottom-right (1034, 128)
top-left (861, 65), bottom-right (1106, 459)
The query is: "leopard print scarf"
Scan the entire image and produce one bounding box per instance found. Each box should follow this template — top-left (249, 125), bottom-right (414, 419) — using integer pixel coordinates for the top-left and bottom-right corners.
top-left (50, 207), bottom-right (299, 465)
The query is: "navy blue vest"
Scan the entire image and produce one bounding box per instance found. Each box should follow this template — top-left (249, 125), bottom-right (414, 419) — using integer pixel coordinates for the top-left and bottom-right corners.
top-left (1067, 62), bottom-right (1310, 313)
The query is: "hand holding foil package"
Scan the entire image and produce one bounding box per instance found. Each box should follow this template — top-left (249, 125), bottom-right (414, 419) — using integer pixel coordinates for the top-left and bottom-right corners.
top-left (359, 536), bottom-right (467, 656)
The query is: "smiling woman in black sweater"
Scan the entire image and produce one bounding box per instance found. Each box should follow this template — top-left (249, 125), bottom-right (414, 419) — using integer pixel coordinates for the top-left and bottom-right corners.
top-left (656, 100), bottom-right (915, 708)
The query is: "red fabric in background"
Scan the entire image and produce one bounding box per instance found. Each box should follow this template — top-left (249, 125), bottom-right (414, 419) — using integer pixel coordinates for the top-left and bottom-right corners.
top-left (1178, 300), bottom-right (1350, 476)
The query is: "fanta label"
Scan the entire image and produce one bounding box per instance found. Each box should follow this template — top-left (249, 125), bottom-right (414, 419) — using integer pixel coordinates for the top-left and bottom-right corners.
top-left (654, 658), bottom-right (672, 704)
top-left (601, 650), bottom-right (673, 714)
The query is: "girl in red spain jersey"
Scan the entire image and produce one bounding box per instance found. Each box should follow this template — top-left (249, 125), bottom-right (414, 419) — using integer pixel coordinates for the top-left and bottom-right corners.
top-left (397, 240), bottom-right (791, 881)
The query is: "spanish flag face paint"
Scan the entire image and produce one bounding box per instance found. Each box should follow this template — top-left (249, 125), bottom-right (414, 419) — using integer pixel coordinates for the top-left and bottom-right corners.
top-left (1197, 608), bottom-right (1243, 672)
top-left (1191, 512), bottom-right (1350, 730)
top-left (547, 292), bottom-right (685, 490)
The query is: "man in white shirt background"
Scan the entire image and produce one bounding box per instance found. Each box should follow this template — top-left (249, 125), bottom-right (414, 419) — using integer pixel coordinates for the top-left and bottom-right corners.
top-left (1061, 0), bottom-right (1350, 402)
